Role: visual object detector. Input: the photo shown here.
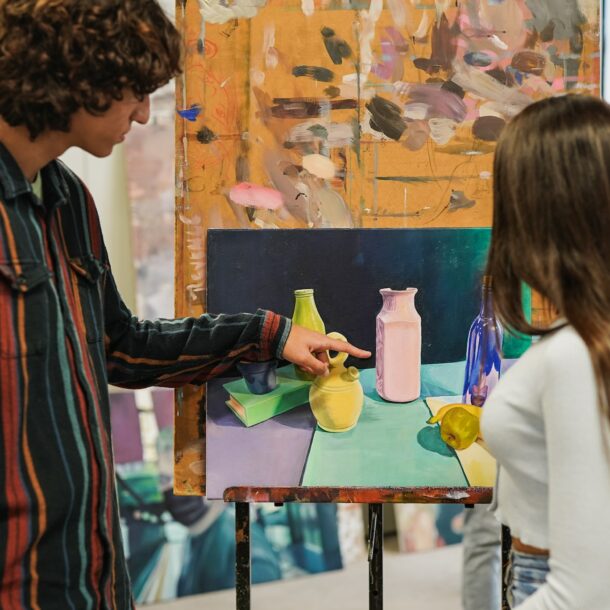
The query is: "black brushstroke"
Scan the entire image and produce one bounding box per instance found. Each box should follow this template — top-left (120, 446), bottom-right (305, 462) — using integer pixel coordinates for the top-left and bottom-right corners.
top-left (321, 26), bottom-right (353, 65)
top-left (366, 96), bottom-right (407, 141)
top-left (196, 126), bottom-right (217, 144)
top-left (292, 65), bottom-right (335, 82)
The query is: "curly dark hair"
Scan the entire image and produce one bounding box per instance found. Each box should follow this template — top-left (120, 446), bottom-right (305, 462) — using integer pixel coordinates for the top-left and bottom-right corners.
top-left (0, 0), bottom-right (182, 139)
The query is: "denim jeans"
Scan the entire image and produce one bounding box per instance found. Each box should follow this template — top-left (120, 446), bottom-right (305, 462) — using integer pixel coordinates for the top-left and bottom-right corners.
top-left (462, 505), bottom-right (502, 610)
top-left (506, 550), bottom-right (550, 608)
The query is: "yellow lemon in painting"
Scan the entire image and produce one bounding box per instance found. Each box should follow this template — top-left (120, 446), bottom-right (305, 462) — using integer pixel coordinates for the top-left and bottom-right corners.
top-left (440, 407), bottom-right (480, 451)
top-left (427, 403), bottom-right (482, 425)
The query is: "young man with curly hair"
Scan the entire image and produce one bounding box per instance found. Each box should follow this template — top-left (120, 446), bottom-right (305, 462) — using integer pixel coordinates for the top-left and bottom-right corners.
top-left (0, 1), bottom-right (369, 608)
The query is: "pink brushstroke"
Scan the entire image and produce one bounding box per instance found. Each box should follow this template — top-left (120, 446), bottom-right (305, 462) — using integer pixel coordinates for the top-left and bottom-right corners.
top-left (229, 182), bottom-right (284, 210)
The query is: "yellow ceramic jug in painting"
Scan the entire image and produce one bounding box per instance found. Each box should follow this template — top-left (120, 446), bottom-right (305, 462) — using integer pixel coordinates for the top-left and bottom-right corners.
top-left (309, 332), bottom-right (364, 433)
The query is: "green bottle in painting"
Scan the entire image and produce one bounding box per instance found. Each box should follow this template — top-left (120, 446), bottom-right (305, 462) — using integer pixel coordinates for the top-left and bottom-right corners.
top-left (292, 289), bottom-right (326, 380)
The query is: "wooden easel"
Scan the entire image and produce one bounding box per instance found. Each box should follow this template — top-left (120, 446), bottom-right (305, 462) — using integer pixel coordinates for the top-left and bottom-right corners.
top-left (222, 486), bottom-right (510, 610)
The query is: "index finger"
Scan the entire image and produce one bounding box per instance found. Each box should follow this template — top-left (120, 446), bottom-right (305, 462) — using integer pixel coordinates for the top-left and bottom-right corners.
top-left (326, 339), bottom-right (371, 360)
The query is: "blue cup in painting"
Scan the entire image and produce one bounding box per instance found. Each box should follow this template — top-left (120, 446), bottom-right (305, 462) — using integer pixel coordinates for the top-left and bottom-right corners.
top-left (237, 360), bottom-right (278, 395)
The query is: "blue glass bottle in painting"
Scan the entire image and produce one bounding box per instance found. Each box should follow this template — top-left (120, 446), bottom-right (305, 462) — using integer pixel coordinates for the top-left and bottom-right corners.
top-left (462, 275), bottom-right (503, 407)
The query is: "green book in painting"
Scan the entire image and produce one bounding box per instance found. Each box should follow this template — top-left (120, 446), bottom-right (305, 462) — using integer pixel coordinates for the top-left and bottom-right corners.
top-left (223, 365), bottom-right (311, 427)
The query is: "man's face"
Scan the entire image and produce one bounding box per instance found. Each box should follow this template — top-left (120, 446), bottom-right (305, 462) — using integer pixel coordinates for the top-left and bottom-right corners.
top-left (69, 92), bottom-right (150, 157)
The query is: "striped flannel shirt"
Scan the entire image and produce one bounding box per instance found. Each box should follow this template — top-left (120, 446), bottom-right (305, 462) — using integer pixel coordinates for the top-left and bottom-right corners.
top-left (0, 142), bottom-right (291, 610)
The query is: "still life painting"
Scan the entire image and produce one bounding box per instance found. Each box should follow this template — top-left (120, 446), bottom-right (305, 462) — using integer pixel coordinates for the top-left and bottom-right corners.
top-left (203, 228), bottom-right (502, 499)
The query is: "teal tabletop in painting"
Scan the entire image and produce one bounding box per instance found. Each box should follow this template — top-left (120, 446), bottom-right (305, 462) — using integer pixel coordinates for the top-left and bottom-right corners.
top-left (301, 365), bottom-right (469, 487)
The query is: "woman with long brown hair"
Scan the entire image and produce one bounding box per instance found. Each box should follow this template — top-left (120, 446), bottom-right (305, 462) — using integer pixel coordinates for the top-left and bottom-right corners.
top-left (481, 93), bottom-right (610, 608)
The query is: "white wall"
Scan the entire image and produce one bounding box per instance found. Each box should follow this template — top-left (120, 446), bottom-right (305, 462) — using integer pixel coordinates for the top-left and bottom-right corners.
top-left (61, 145), bottom-right (137, 313)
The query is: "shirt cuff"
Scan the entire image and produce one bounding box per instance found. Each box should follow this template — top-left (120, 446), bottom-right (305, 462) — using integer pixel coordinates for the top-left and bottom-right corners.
top-left (258, 309), bottom-right (292, 359)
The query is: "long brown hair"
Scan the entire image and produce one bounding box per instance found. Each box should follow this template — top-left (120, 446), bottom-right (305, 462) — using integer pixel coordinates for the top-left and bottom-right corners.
top-left (488, 94), bottom-right (610, 427)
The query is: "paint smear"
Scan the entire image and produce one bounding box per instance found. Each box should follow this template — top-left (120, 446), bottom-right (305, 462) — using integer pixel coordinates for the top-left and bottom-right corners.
top-left (366, 96), bottom-right (407, 141)
top-left (316, 187), bottom-right (354, 228)
top-left (229, 182), bottom-right (284, 210)
top-left (292, 66), bottom-right (335, 82)
top-left (428, 13), bottom-right (457, 73)
top-left (263, 151), bottom-right (308, 223)
top-left (404, 103), bottom-right (429, 120)
top-left (397, 83), bottom-right (467, 123)
top-left (287, 120), bottom-right (355, 147)
top-left (489, 34), bottom-right (509, 50)
top-left (373, 29), bottom-right (408, 82)
top-left (177, 104), bottom-right (202, 122)
top-left (302, 154), bottom-right (336, 179)
top-left (448, 190), bottom-right (476, 211)
top-left (511, 50), bottom-right (546, 75)
top-left (271, 97), bottom-right (357, 119)
top-left (198, 0), bottom-right (267, 24)
top-left (413, 11), bottom-right (430, 41)
top-left (486, 69), bottom-right (514, 87)
top-left (263, 24), bottom-right (279, 69)
top-left (472, 116), bottom-right (506, 141)
top-left (464, 51), bottom-right (494, 67)
top-left (359, 0), bottom-right (383, 77)
top-left (324, 86), bottom-right (341, 98)
top-left (321, 27), bottom-right (353, 65)
top-left (451, 61), bottom-right (531, 117)
top-left (479, 101), bottom-right (504, 118)
top-left (373, 38), bottom-right (401, 80)
top-left (428, 118), bottom-right (457, 145)
top-left (404, 120), bottom-right (430, 151)
top-left (302, 0), bottom-right (314, 16)
top-left (196, 126), bottom-right (217, 143)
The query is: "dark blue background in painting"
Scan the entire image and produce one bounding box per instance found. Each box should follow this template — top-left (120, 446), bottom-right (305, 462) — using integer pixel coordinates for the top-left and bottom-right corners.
top-left (207, 228), bottom-right (491, 365)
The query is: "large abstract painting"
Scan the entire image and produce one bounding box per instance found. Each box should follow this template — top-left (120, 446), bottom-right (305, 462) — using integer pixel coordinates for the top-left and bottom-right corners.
top-left (174, 0), bottom-right (600, 494)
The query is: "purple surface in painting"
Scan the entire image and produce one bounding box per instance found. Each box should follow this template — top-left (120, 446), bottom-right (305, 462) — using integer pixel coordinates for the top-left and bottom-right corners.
top-left (206, 377), bottom-right (317, 500)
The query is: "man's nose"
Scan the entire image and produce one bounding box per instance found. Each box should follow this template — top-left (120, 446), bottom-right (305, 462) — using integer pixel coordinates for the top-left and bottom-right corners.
top-left (134, 95), bottom-right (151, 125)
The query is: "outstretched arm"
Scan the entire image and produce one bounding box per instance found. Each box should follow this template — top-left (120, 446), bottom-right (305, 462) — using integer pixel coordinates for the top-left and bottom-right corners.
top-left (103, 266), bottom-right (370, 388)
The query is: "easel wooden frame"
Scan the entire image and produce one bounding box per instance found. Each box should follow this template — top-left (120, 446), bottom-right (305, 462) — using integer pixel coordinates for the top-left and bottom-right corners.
top-left (222, 486), bottom-right (511, 610)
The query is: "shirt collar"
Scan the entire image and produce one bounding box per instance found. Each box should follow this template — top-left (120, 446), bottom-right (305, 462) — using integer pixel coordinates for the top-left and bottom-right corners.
top-left (0, 141), bottom-right (68, 208)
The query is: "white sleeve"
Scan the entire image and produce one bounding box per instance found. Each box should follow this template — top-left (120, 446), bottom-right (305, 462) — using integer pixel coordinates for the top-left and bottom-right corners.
top-left (516, 332), bottom-right (610, 610)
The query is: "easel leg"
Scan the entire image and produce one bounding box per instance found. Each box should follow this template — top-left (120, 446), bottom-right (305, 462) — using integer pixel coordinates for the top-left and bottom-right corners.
top-left (368, 503), bottom-right (383, 610)
top-left (235, 502), bottom-right (251, 610)
top-left (501, 525), bottom-right (512, 610)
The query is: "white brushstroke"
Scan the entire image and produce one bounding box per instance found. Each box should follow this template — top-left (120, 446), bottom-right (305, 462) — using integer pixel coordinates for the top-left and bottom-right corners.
top-left (198, 0), bottom-right (267, 24)
top-left (387, 0), bottom-right (407, 27)
top-left (263, 24), bottom-right (278, 69)
top-left (489, 34), bottom-right (508, 50)
top-left (302, 0), bottom-right (315, 17)
top-left (451, 60), bottom-right (531, 118)
top-left (428, 117), bottom-right (457, 145)
top-left (413, 11), bottom-right (430, 40)
top-left (303, 154), bottom-right (336, 179)
top-left (480, 171), bottom-right (492, 179)
top-left (479, 101), bottom-right (505, 118)
top-left (250, 69), bottom-right (265, 86)
top-left (359, 0), bottom-right (383, 78)
top-left (404, 103), bottom-right (429, 120)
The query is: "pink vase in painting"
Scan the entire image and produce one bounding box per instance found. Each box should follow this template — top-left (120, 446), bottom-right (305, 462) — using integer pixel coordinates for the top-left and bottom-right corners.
top-left (376, 288), bottom-right (421, 403)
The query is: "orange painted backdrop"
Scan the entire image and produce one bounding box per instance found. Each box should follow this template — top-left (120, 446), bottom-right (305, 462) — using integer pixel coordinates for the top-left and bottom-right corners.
top-left (174, 0), bottom-right (600, 494)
